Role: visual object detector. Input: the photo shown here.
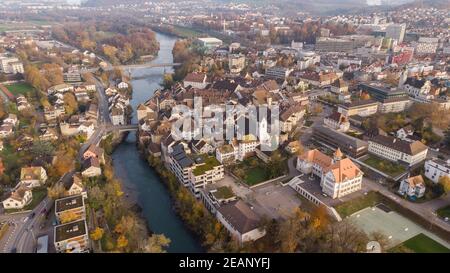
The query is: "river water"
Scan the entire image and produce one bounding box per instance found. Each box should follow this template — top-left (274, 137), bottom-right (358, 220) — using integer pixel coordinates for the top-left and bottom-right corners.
top-left (111, 32), bottom-right (203, 253)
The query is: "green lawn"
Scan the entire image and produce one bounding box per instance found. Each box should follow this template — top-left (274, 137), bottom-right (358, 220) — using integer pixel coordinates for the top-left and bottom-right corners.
top-left (363, 155), bottom-right (406, 177)
top-left (172, 25), bottom-right (204, 38)
top-left (6, 82), bottom-right (35, 96)
top-left (335, 191), bottom-right (382, 218)
top-left (245, 167), bottom-right (270, 186)
top-left (437, 205), bottom-right (450, 219)
top-left (390, 233), bottom-right (450, 253)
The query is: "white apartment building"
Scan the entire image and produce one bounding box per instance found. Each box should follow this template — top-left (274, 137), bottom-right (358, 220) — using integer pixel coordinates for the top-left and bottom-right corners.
top-left (415, 37), bottom-right (439, 54)
top-left (424, 158), bottom-right (450, 184)
top-left (368, 135), bottom-right (428, 167)
top-left (379, 97), bottom-right (412, 113)
top-left (0, 56), bottom-right (24, 74)
top-left (385, 24), bottom-right (406, 43)
top-left (228, 54), bottom-right (246, 74)
top-left (54, 220), bottom-right (89, 253)
top-left (265, 66), bottom-right (292, 79)
top-left (188, 157), bottom-right (224, 197)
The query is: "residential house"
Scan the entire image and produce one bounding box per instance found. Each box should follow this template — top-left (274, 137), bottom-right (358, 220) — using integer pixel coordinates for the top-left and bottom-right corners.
top-left (396, 125), bottom-right (414, 140)
top-left (285, 140), bottom-right (302, 154)
top-left (20, 166), bottom-right (48, 188)
top-left (0, 123), bottom-right (13, 138)
top-left (81, 157), bottom-right (101, 178)
top-left (63, 173), bottom-right (86, 198)
top-left (110, 107), bottom-right (125, 126)
top-left (279, 104), bottom-right (306, 133)
top-left (2, 186), bottom-right (32, 210)
top-left (398, 175), bottom-right (426, 199)
top-left (323, 111), bottom-right (350, 132)
top-left (83, 144), bottom-right (105, 164)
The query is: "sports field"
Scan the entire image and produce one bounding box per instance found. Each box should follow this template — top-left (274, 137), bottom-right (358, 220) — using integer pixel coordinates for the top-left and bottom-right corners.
top-left (348, 205), bottom-right (450, 252)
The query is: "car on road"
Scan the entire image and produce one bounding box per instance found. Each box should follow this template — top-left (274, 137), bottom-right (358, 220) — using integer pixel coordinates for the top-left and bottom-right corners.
top-left (30, 212), bottom-right (36, 219)
top-left (23, 217), bottom-right (29, 222)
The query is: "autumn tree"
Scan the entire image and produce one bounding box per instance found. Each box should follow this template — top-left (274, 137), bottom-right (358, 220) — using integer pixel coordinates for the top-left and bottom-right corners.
top-left (63, 92), bottom-right (78, 116)
top-left (47, 183), bottom-right (66, 200)
top-left (90, 227), bottom-right (105, 241)
top-left (53, 152), bottom-right (75, 177)
top-left (116, 235), bottom-right (128, 249)
top-left (141, 234), bottom-right (171, 253)
top-left (310, 205), bottom-right (330, 231)
top-left (439, 176), bottom-right (450, 194)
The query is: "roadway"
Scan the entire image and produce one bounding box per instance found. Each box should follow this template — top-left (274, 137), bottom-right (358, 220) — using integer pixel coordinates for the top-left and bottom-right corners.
top-left (0, 72), bottom-right (113, 253)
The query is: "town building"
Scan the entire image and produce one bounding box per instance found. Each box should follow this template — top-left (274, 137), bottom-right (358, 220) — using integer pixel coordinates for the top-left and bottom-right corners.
top-left (337, 100), bottom-right (379, 117)
top-left (368, 135), bottom-right (428, 167)
top-left (358, 83), bottom-right (407, 102)
top-left (265, 66), bottom-right (292, 80)
top-left (216, 200), bottom-right (266, 244)
top-left (297, 148), bottom-right (364, 199)
top-left (54, 219), bottom-right (89, 253)
top-left (55, 195), bottom-right (86, 223)
top-left (415, 37), bottom-right (439, 55)
top-left (183, 72), bottom-right (209, 89)
top-left (312, 125), bottom-right (368, 158)
top-left (385, 24), bottom-right (406, 43)
top-left (424, 158), bottom-right (450, 184)
top-left (228, 54), bottom-right (246, 74)
top-left (195, 37), bottom-right (223, 50)
top-left (323, 111), bottom-right (350, 132)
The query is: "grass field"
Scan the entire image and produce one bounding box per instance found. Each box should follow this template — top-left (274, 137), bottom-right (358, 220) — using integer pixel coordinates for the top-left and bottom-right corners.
top-left (335, 191), bottom-right (382, 217)
top-left (172, 25), bottom-right (204, 38)
top-left (363, 155), bottom-right (406, 177)
top-left (244, 167), bottom-right (270, 186)
top-left (437, 205), bottom-right (450, 219)
top-left (390, 233), bottom-right (450, 253)
top-left (6, 82), bottom-right (35, 96)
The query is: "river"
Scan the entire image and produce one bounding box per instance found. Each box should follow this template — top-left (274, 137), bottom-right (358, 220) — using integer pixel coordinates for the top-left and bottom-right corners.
top-left (111, 32), bottom-right (203, 253)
